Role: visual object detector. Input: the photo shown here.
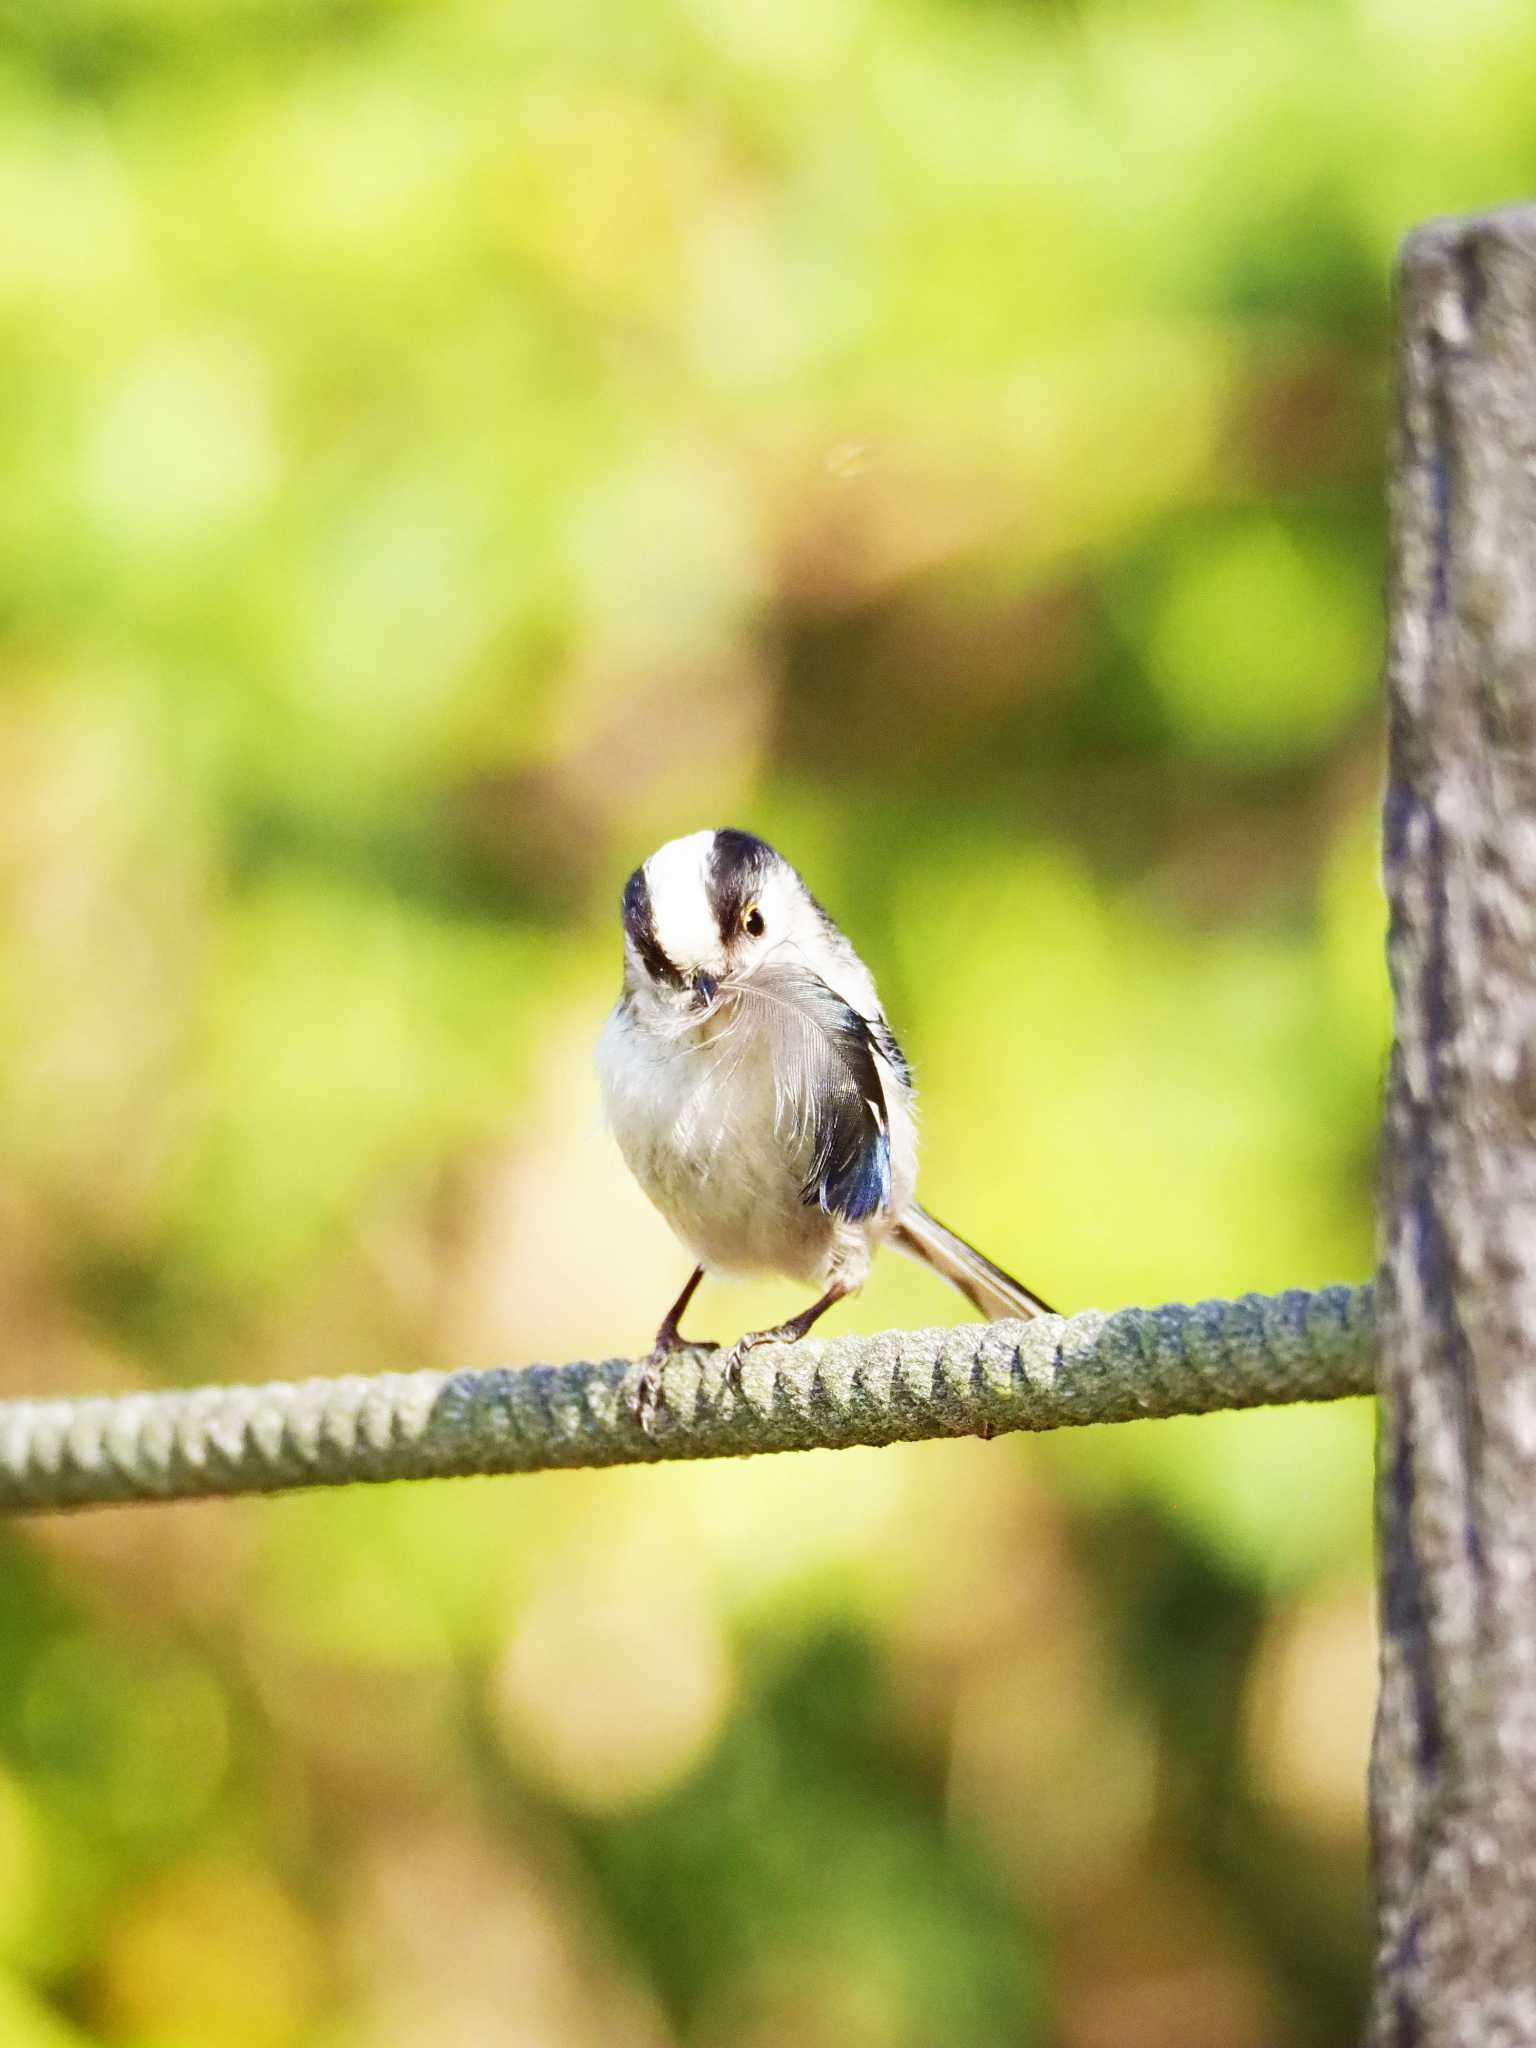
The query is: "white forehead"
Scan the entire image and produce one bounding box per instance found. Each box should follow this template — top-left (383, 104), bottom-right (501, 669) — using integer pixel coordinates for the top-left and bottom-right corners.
top-left (646, 830), bottom-right (723, 972)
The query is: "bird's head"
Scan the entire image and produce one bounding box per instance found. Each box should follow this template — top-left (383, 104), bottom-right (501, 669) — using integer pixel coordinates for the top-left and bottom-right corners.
top-left (619, 827), bottom-right (799, 1022)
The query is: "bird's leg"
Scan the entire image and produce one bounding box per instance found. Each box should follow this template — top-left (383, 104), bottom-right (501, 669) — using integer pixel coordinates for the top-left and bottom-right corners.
top-left (635, 1265), bottom-right (718, 1431)
top-left (726, 1279), bottom-right (851, 1392)
top-left (651, 1263), bottom-right (714, 1356)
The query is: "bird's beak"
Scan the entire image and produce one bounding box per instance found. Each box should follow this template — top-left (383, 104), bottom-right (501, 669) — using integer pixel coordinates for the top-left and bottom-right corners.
top-left (690, 971), bottom-right (719, 1012)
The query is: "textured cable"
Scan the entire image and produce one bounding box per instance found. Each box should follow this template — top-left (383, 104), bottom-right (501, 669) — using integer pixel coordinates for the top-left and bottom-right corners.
top-left (0, 1285), bottom-right (1375, 1514)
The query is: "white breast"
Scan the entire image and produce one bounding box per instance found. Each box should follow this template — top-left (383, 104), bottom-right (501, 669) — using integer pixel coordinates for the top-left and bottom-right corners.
top-left (598, 999), bottom-right (860, 1286)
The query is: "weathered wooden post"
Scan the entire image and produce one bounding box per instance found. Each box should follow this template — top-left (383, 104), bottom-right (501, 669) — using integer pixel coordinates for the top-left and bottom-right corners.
top-left (1374, 203), bottom-right (1536, 2043)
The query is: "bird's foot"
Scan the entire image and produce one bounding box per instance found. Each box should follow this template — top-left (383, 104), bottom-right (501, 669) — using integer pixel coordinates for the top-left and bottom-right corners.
top-left (724, 1324), bottom-right (792, 1395)
top-left (724, 1283), bottom-right (849, 1394)
top-left (633, 1333), bottom-right (720, 1434)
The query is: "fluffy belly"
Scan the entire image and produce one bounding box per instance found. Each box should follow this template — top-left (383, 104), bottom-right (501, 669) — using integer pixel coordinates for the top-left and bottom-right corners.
top-left (602, 1011), bottom-right (838, 1285)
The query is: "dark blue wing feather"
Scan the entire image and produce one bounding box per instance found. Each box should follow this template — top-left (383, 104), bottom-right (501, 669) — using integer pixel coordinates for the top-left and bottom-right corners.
top-left (806, 1008), bottom-right (891, 1220)
top-left (815, 1112), bottom-right (891, 1220)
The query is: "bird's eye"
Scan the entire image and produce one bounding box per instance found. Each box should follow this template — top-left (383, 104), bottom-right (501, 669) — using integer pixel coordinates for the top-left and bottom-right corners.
top-left (742, 904), bottom-right (765, 938)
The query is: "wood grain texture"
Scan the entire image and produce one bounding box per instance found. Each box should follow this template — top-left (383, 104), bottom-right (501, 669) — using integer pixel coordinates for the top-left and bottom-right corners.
top-left (1374, 204), bottom-right (1536, 2046)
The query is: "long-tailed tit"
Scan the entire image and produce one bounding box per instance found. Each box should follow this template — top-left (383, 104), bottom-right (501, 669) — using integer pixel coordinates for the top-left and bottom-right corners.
top-left (598, 828), bottom-right (1056, 1425)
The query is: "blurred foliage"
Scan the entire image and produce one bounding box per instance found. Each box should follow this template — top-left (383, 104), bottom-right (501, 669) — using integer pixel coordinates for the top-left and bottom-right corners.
top-left (1, 0), bottom-right (1529, 2039)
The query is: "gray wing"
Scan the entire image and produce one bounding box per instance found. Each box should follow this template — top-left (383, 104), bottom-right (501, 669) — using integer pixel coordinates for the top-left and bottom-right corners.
top-left (728, 959), bottom-right (892, 1221)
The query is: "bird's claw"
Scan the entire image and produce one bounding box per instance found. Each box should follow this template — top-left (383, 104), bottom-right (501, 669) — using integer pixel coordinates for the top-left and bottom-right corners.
top-left (724, 1328), bottom-right (777, 1394)
top-left (632, 1335), bottom-right (721, 1433)
top-left (633, 1359), bottom-right (665, 1435)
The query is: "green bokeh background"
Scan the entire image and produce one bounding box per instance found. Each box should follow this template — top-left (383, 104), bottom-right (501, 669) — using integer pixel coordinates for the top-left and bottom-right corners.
top-left (2, 0), bottom-right (1522, 2040)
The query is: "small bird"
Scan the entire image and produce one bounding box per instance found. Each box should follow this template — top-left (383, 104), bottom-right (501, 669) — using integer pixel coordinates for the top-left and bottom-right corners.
top-left (598, 828), bottom-right (1056, 1425)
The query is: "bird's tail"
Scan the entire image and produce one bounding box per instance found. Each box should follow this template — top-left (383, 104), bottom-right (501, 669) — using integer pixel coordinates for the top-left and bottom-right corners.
top-left (891, 1203), bottom-right (1057, 1321)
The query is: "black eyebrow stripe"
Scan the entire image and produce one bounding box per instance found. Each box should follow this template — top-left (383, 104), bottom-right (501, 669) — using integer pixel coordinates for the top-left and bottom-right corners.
top-left (707, 827), bottom-right (775, 942)
top-left (622, 866), bottom-right (685, 988)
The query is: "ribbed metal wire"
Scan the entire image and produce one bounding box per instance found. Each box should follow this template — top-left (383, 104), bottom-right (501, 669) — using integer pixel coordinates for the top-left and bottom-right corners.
top-left (0, 1285), bottom-right (1375, 1514)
